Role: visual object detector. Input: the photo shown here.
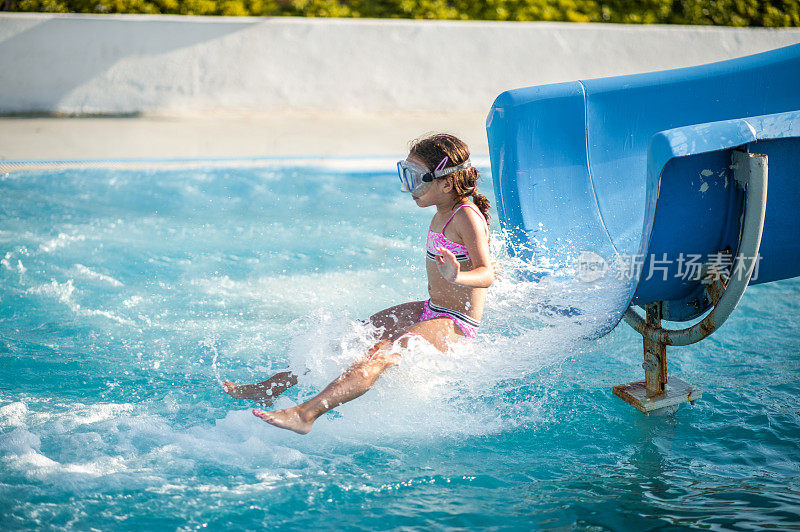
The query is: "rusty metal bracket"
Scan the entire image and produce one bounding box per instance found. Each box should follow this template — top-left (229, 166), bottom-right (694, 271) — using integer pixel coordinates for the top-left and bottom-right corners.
top-left (642, 302), bottom-right (667, 397)
top-left (614, 150), bottom-right (768, 414)
top-left (622, 151), bottom-right (767, 347)
top-left (613, 301), bottom-right (701, 414)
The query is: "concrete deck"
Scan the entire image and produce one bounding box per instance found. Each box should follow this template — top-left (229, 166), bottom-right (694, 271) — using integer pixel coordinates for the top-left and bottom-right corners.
top-left (3, 15), bottom-right (799, 163)
top-left (0, 111), bottom-right (488, 161)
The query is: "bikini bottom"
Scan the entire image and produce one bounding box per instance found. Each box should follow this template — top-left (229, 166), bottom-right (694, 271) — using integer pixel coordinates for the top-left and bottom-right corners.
top-left (420, 299), bottom-right (480, 339)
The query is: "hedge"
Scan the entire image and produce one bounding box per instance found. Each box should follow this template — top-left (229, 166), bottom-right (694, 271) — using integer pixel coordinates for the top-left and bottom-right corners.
top-left (4, 0), bottom-right (800, 26)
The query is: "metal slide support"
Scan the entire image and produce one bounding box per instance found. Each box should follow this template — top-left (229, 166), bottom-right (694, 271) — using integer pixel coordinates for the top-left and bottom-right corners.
top-left (614, 150), bottom-right (768, 414)
top-left (623, 150), bottom-right (768, 346)
top-left (642, 302), bottom-right (667, 397)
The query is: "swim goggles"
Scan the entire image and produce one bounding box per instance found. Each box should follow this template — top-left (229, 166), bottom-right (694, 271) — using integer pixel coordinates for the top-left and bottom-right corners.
top-left (396, 156), bottom-right (472, 193)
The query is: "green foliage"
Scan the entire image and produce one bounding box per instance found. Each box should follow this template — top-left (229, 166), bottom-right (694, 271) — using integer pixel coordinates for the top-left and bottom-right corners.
top-left (4, 0), bottom-right (799, 27)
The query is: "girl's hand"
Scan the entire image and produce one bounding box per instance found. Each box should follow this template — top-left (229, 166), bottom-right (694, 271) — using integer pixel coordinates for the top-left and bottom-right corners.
top-left (491, 259), bottom-right (503, 279)
top-left (435, 247), bottom-right (460, 283)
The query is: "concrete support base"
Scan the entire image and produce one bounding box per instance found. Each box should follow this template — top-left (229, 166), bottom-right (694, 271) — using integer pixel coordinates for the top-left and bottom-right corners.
top-left (612, 377), bottom-right (702, 415)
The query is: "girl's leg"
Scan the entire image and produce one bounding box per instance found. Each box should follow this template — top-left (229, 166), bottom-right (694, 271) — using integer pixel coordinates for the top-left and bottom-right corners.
top-left (223, 370), bottom-right (298, 407)
top-left (223, 302), bottom-right (422, 407)
top-left (253, 318), bottom-right (460, 434)
top-left (367, 301), bottom-right (426, 342)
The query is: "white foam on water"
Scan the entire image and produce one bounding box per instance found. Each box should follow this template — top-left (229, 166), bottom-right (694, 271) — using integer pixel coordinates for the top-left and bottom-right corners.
top-left (0, 401), bottom-right (29, 427)
top-left (0, 428), bottom-right (52, 472)
top-left (26, 278), bottom-right (134, 325)
top-left (1, 247), bottom-right (30, 274)
top-left (74, 264), bottom-right (124, 287)
top-left (122, 295), bottom-right (144, 307)
top-left (0, 251), bottom-right (12, 270)
top-left (201, 260), bottom-right (626, 444)
top-left (69, 402), bottom-right (136, 427)
top-left (39, 232), bottom-right (87, 253)
top-left (0, 425), bottom-right (130, 485)
top-left (182, 224), bottom-right (633, 448)
top-left (26, 278), bottom-right (76, 304)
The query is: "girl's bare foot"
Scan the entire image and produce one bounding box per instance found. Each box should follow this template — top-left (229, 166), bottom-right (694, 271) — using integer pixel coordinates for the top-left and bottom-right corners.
top-left (252, 407), bottom-right (314, 435)
top-left (222, 380), bottom-right (276, 407)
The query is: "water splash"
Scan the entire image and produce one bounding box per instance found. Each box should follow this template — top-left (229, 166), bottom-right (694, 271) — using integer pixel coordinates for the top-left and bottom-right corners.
top-left (2, 164), bottom-right (799, 530)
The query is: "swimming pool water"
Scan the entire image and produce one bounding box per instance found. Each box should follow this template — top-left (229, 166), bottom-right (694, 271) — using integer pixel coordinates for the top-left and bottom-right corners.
top-left (1, 162), bottom-right (799, 530)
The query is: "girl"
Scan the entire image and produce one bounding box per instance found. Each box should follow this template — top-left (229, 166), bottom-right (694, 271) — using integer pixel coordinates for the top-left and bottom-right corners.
top-left (223, 133), bottom-right (494, 434)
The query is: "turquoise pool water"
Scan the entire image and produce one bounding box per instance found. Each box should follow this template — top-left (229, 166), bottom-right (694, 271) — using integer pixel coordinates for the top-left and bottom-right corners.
top-left (1, 162), bottom-right (799, 530)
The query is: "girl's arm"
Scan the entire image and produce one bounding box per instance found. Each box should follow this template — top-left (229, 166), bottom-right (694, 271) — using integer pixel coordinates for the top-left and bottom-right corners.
top-left (435, 209), bottom-right (494, 288)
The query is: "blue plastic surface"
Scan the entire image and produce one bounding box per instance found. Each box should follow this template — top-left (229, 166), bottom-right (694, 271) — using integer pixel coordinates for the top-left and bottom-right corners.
top-left (487, 44), bottom-right (800, 332)
top-left (634, 111), bottom-right (800, 320)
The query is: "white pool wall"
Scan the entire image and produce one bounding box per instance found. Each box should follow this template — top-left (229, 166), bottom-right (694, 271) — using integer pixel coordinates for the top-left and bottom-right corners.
top-left (2, 13), bottom-right (800, 115)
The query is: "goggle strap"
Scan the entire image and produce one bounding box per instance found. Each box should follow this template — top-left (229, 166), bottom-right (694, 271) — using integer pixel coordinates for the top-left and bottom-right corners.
top-left (432, 160), bottom-right (472, 178)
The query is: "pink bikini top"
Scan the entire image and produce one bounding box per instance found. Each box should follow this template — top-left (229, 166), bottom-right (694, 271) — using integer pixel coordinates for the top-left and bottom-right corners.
top-left (426, 203), bottom-right (488, 263)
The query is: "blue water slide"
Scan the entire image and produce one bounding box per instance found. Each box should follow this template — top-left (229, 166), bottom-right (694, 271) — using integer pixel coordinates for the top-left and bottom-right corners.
top-left (487, 44), bottom-right (800, 335)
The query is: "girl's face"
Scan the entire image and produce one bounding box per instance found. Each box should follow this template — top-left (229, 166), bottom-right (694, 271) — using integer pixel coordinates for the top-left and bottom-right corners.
top-left (405, 153), bottom-right (453, 208)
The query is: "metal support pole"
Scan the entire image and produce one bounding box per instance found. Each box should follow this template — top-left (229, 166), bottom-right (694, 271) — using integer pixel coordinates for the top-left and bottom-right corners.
top-left (642, 303), bottom-right (667, 397)
top-left (614, 149), bottom-right (767, 414)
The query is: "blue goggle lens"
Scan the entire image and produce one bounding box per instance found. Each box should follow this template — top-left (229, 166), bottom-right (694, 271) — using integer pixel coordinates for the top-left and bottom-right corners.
top-left (397, 161), bottom-right (432, 193)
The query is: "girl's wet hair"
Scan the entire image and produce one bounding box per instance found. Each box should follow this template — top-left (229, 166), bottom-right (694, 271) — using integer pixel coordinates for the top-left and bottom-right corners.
top-left (408, 133), bottom-right (491, 228)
